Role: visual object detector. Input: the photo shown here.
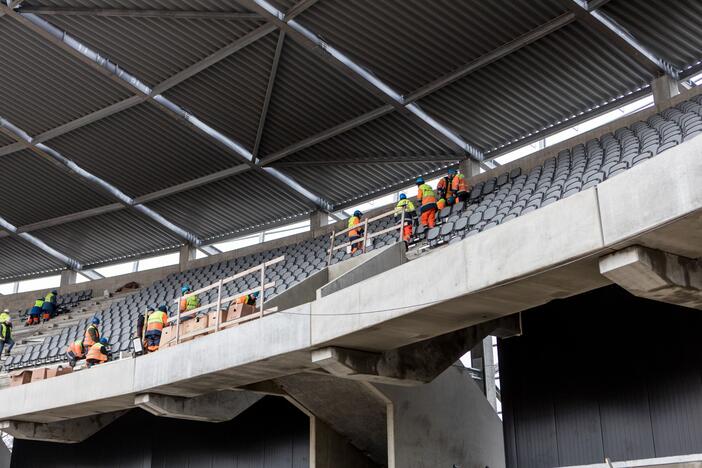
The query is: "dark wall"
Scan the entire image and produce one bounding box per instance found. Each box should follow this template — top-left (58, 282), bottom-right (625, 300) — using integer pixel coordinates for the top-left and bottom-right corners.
top-left (500, 285), bottom-right (702, 468)
top-left (11, 396), bottom-right (309, 468)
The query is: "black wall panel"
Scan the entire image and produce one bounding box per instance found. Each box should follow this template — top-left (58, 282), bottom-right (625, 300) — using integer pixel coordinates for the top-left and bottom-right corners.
top-left (11, 396), bottom-right (309, 468)
top-left (500, 285), bottom-right (702, 468)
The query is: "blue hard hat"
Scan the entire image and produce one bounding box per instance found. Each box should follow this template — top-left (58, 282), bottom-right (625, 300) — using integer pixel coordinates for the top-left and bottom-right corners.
top-left (99, 337), bottom-right (108, 345)
top-left (399, 193), bottom-right (407, 200)
top-left (416, 177), bottom-right (424, 185)
top-left (91, 317), bottom-right (100, 325)
top-left (181, 284), bottom-right (191, 294)
top-left (158, 304), bottom-right (168, 312)
top-left (448, 168), bottom-right (457, 175)
top-left (353, 210), bottom-right (362, 217)
top-left (52, 290), bottom-right (58, 294)
top-left (252, 291), bottom-right (260, 298)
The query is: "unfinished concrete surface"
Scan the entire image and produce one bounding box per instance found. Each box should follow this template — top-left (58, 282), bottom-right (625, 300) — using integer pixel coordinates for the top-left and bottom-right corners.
top-left (600, 245), bottom-right (702, 309)
top-left (0, 411), bottom-right (125, 444)
top-left (134, 389), bottom-right (262, 422)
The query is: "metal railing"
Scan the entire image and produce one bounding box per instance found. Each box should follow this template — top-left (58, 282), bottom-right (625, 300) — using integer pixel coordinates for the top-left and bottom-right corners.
top-left (327, 207), bottom-right (407, 264)
top-left (163, 255), bottom-right (285, 345)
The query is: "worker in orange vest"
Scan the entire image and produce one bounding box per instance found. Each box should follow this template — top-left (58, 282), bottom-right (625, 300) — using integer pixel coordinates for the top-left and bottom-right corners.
top-left (451, 169), bottom-right (469, 202)
top-left (83, 317), bottom-right (100, 348)
top-left (437, 198), bottom-right (447, 211)
top-left (416, 177), bottom-right (438, 228)
top-left (144, 305), bottom-right (169, 352)
top-left (348, 210), bottom-right (364, 254)
top-left (65, 339), bottom-right (85, 367)
top-left (394, 193), bottom-right (416, 243)
top-left (436, 169), bottom-right (457, 205)
top-left (86, 338), bottom-right (110, 368)
top-left (236, 291), bottom-right (259, 306)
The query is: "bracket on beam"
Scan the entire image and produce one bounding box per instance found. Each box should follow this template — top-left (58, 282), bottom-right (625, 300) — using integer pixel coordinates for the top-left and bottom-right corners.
top-left (0, 411), bottom-right (125, 444)
top-left (134, 390), bottom-right (262, 422)
top-left (312, 314), bottom-right (521, 386)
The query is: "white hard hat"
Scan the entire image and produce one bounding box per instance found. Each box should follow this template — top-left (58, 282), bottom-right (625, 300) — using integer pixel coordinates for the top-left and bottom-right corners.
top-left (2, 309), bottom-right (8, 313)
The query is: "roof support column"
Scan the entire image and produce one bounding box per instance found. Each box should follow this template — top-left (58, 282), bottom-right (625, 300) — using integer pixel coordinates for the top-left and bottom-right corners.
top-left (310, 211), bottom-right (327, 233)
top-left (59, 269), bottom-right (77, 287)
top-left (460, 159), bottom-right (481, 178)
top-left (652, 75), bottom-right (681, 111)
top-left (179, 244), bottom-right (197, 272)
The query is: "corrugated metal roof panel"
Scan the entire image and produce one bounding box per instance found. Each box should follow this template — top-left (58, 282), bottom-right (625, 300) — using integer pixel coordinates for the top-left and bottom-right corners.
top-left (32, 209), bottom-right (183, 266)
top-left (43, 14), bottom-right (265, 85)
top-left (0, 17), bottom-right (133, 136)
top-left (297, 0), bottom-right (568, 95)
top-left (258, 37), bottom-right (385, 155)
top-left (47, 103), bottom-right (247, 198)
top-left (146, 170), bottom-right (313, 240)
top-left (0, 236), bottom-right (65, 281)
top-left (418, 21), bottom-right (654, 152)
top-left (0, 150), bottom-right (112, 226)
top-left (165, 31), bottom-right (280, 151)
top-left (0, 133), bottom-right (15, 147)
top-left (601, 0), bottom-right (702, 70)
top-left (24, 0), bottom-right (248, 11)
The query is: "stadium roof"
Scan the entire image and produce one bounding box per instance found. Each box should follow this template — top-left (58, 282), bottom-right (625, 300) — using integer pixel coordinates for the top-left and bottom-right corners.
top-left (0, 0), bottom-right (701, 280)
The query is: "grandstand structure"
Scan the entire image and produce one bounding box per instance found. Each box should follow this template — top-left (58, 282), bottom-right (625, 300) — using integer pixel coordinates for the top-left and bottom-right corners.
top-left (0, 1), bottom-right (701, 467)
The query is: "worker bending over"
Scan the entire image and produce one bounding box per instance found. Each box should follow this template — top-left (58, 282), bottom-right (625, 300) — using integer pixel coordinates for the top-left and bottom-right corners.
top-left (0, 314), bottom-right (14, 357)
top-left (66, 339), bottom-right (85, 367)
top-left (416, 177), bottom-right (438, 228)
top-left (394, 193), bottom-right (416, 243)
top-left (27, 297), bottom-right (44, 325)
top-left (348, 210), bottom-right (364, 254)
top-left (451, 169), bottom-right (469, 202)
top-left (145, 305), bottom-right (169, 352)
top-left (86, 338), bottom-right (110, 368)
top-left (84, 317), bottom-right (100, 349)
top-left (179, 284), bottom-right (200, 315)
top-left (436, 168), bottom-right (457, 206)
top-left (236, 291), bottom-right (260, 306)
top-left (41, 290), bottom-right (58, 322)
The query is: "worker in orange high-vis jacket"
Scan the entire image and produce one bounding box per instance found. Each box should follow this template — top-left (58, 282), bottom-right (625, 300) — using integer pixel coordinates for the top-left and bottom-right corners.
top-left (348, 210), bottom-right (364, 254)
top-left (83, 317), bottom-right (100, 348)
top-left (236, 291), bottom-right (259, 306)
top-left (66, 339), bottom-right (85, 367)
top-left (144, 305), bottom-right (169, 352)
top-left (416, 177), bottom-right (438, 228)
top-left (394, 193), bottom-right (416, 243)
top-left (86, 338), bottom-right (110, 368)
top-left (451, 168), bottom-right (469, 202)
top-left (436, 169), bottom-right (456, 205)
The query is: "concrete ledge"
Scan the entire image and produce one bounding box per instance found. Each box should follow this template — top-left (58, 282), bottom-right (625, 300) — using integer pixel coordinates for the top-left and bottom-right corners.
top-left (0, 411), bottom-right (125, 443)
top-left (134, 390), bottom-right (262, 422)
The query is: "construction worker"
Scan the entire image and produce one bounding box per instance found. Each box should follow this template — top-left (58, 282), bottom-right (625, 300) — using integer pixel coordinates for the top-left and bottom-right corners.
top-left (437, 198), bottom-right (447, 211)
top-left (179, 284), bottom-right (200, 314)
top-left (65, 339), bottom-right (85, 367)
top-left (0, 316), bottom-right (14, 357)
top-left (27, 297), bottom-right (44, 325)
top-left (84, 317), bottom-right (100, 348)
top-left (416, 177), bottom-right (438, 228)
top-left (41, 290), bottom-right (58, 322)
top-left (86, 337), bottom-right (110, 368)
top-left (451, 169), bottom-right (469, 202)
top-left (394, 193), bottom-right (416, 243)
top-left (348, 210), bottom-right (364, 254)
top-left (436, 168), bottom-right (457, 205)
top-left (144, 306), bottom-right (169, 352)
top-left (236, 291), bottom-right (259, 306)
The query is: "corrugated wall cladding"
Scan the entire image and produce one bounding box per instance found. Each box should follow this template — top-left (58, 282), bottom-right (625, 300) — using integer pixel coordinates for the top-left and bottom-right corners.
top-left (499, 285), bottom-right (702, 468)
top-left (0, 150), bottom-right (112, 227)
top-left (43, 14), bottom-right (265, 85)
top-left (297, 0), bottom-right (567, 95)
top-left (0, 17), bottom-right (132, 136)
top-left (146, 170), bottom-right (313, 240)
top-left (31, 209), bottom-right (182, 266)
top-left (24, 0), bottom-right (248, 11)
top-left (47, 103), bottom-right (247, 198)
top-left (0, 236), bottom-right (64, 280)
top-left (165, 31), bottom-right (280, 151)
top-left (602, 0), bottom-right (702, 70)
top-left (418, 21), bottom-right (654, 152)
top-left (12, 397), bottom-right (309, 468)
top-left (257, 38), bottom-right (384, 156)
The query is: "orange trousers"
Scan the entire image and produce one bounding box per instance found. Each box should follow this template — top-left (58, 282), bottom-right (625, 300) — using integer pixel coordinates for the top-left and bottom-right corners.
top-left (402, 224), bottom-right (413, 241)
top-left (420, 208), bottom-right (437, 228)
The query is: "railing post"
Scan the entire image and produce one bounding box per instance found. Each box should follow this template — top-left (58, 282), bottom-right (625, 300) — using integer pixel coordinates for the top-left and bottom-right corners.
top-left (215, 279), bottom-right (223, 333)
top-left (259, 262), bottom-right (266, 318)
top-left (400, 206), bottom-right (406, 242)
top-left (328, 230), bottom-right (335, 265)
top-left (362, 219), bottom-right (369, 253)
top-left (174, 298), bottom-right (181, 345)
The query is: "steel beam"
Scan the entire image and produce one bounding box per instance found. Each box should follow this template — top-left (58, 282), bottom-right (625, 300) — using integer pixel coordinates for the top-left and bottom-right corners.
top-left (253, 31), bottom-right (286, 158)
top-left (566, 0), bottom-right (679, 79)
top-left (0, 215), bottom-right (81, 270)
top-left (16, 8), bottom-right (263, 20)
top-left (17, 204), bottom-right (124, 233)
top-left (274, 155), bottom-right (463, 167)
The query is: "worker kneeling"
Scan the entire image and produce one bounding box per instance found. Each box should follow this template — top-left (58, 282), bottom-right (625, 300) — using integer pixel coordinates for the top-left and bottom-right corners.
top-left (65, 339), bottom-right (85, 367)
top-left (145, 305), bottom-right (169, 352)
top-left (236, 291), bottom-right (259, 306)
top-left (27, 298), bottom-right (44, 325)
top-left (86, 338), bottom-right (110, 368)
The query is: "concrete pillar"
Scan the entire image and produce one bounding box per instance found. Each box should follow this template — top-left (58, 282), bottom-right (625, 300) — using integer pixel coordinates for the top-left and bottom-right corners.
top-left (600, 245), bottom-right (702, 310)
top-left (310, 210), bottom-right (326, 232)
top-left (59, 269), bottom-right (77, 287)
top-left (311, 418), bottom-right (379, 468)
top-left (652, 75), bottom-right (681, 111)
top-left (179, 244), bottom-right (196, 272)
top-left (460, 158), bottom-right (481, 178)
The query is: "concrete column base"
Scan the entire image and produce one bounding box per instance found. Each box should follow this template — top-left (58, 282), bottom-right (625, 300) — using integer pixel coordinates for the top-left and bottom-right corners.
top-left (59, 269), bottom-right (77, 287)
top-left (600, 245), bottom-right (702, 310)
top-left (134, 390), bottom-right (262, 422)
top-left (179, 244), bottom-right (196, 272)
top-left (0, 411), bottom-right (125, 444)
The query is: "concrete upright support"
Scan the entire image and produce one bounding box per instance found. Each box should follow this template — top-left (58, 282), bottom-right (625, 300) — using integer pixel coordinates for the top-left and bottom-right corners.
top-left (310, 210), bottom-right (327, 232)
top-left (652, 75), bottom-right (681, 111)
top-left (460, 158), bottom-right (481, 178)
top-left (179, 244), bottom-right (196, 272)
top-left (600, 245), bottom-right (702, 310)
top-left (59, 269), bottom-right (77, 287)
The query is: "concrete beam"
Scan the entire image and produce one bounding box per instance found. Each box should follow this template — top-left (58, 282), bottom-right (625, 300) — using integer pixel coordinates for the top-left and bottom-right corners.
top-left (134, 390), bottom-right (262, 422)
top-left (311, 314), bottom-right (520, 386)
top-left (652, 75), bottom-right (682, 111)
top-left (0, 411), bottom-right (125, 443)
top-left (599, 245), bottom-right (702, 310)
